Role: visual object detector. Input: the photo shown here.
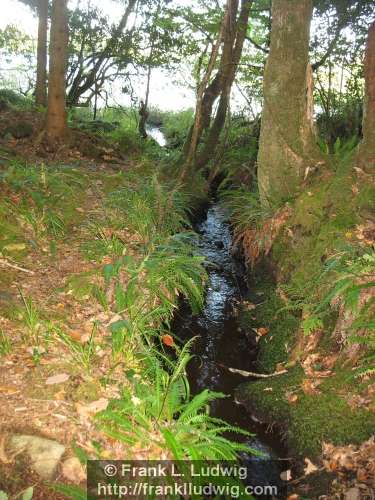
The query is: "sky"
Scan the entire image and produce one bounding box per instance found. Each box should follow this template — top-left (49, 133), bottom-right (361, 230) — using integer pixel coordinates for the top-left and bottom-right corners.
top-left (0, 0), bottom-right (197, 111)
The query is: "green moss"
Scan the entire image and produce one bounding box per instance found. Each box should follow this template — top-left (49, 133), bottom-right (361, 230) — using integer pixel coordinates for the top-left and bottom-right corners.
top-left (237, 366), bottom-right (375, 458)
top-left (240, 276), bottom-right (299, 372)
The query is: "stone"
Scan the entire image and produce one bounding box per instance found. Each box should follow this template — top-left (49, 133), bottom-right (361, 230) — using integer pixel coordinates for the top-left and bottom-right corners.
top-left (9, 435), bottom-right (65, 479)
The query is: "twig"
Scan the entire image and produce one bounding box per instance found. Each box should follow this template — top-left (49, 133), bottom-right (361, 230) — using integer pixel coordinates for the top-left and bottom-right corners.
top-left (217, 362), bottom-right (287, 378)
top-left (0, 258), bottom-right (35, 275)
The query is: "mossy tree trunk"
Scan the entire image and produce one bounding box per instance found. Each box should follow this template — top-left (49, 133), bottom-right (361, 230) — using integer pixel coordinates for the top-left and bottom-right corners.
top-left (357, 21), bottom-right (375, 171)
top-left (257, 0), bottom-right (321, 207)
top-left (46, 0), bottom-right (68, 142)
top-left (35, 0), bottom-right (48, 107)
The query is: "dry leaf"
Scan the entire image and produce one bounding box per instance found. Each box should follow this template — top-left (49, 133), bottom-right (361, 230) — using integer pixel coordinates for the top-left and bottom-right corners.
top-left (0, 386), bottom-right (20, 395)
top-left (286, 392), bottom-right (298, 404)
top-left (256, 327), bottom-right (269, 337)
top-left (304, 457), bottom-right (318, 475)
top-left (46, 373), bottom-right (70, 385)
top-left (301, 378), bottom-right (322, 395)
top-left (76, 398), bottom-right (109, 421)
top-left (161, 334), bottom-right (174, 347)
top-left (280, 469), bottom-right (292, 481)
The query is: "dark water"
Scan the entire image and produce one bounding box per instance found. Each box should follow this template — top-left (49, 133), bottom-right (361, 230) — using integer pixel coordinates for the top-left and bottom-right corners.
top-left (173, 203), bottom-right (288, 498)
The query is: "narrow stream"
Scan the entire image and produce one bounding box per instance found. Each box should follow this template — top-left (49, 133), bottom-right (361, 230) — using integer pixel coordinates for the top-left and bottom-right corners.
top-left (173, 202), bottom-right (288, 498)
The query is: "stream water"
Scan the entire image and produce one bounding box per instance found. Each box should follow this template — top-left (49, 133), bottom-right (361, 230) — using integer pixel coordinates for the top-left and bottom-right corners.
top-left (149, 125), bottom-right (288, 497)
top-left (173, 202), bottom-right (288, 498)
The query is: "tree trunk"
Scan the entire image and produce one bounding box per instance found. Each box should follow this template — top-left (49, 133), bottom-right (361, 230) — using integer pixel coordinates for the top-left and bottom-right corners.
top-left (179, 3), bottom-right (229, 180)
top-left (138, 100), bottom-right (149, 139)
top-left (35, 0), bottom-right (48, 107)
top-left (181, 0), bottom-right (252, 178)
top-left (195, 0), bottom-right (252, 170)
top-left (46, 0), bottom-right (68, 142)
top-left (357, 21), bottom-right (375, 170)
top-left (257, 0), bottom-right (321, 206)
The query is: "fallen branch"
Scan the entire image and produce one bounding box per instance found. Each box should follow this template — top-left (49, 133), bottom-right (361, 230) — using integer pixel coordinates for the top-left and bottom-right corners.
top-left (217, 362), bottom-right (287, 378)
top-left (0, 258), bottom-right (35, 275)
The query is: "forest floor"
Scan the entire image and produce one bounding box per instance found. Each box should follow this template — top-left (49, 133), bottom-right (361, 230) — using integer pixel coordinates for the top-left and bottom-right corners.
top-left (0, 137), bottom-right (159, 497)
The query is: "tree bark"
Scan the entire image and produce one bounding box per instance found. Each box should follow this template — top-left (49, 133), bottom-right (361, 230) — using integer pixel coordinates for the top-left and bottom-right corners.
top-left (195, 0), bottom-right (252, 170)
top-left (35, 0), bottom-right (48, 107)
top-left (357, 21), bottom-right (375, 170)
top-left (181, 0), bottom-right (252, 178)
top-left (179, 3), bottom-right (229, 180)
top-left (46, 0), bottom-right (69, 141)
top-left (257, 0), bottom-right (321, 206)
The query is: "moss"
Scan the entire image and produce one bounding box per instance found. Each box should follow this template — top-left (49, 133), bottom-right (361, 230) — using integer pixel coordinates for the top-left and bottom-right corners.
top-left (240, 275), bottom-right (299, 372)
top-left (237, 366), bottom-right (375, 458)
top-left (236, 160), bottom-right (375, 459)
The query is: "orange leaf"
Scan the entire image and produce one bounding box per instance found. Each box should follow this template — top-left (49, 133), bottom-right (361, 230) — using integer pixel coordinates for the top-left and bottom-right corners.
top-left (161, 334), bottom-right (174, 347)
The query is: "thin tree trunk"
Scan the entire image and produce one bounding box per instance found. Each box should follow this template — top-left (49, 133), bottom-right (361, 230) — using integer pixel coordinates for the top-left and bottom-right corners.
top-left (46, 0), bottom-right (69, 142)
top-left (195, 0), bottom-right (252, 170)
top-left (181, 0), bottom-right (252, 178)
top-left (357, 21), bottom-right (375, 170)
top-left (35, 0), bottom-right (48, 107)
top-left (139, 2), bottom-right (160, 140)
top-left (257, 0), bottom-right (322, 207)
top-left (179, 2), bottom-right (229, 181)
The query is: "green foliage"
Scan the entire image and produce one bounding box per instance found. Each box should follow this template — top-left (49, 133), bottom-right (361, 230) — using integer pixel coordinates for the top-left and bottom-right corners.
top-left (55, 323), bottom-right (98, 373)
top-left (97, 340), bottom-right (253, 461)
top-left (18, 291), bottom-right (41, 346)
top-left (49, 483), bottom-right (86, 500)
top-left (105, 233), bottom-right (206, 355)
top-left (220, 188), bottom-right (271, 232)
top-left (0, 329), bottom-right (11, 356)
top-left (159, 108), bottom-right (194, 147)
top-left (0, 161), bottom-right (87, 249)
top-left (108, 174), bottom-right (191, 244)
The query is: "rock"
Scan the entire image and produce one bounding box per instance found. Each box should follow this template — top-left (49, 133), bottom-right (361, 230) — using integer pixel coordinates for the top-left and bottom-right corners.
top-left (61, 457), bottom-right (86, 483)
top-left (9, 435), bottom-right (65, 479)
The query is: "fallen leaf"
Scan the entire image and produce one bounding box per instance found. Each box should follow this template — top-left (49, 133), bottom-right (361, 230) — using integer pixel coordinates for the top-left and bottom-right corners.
top-left (255, 327), bottom-right (269, 337)
top-left (161, 334), bottom-right (174, 347)
top-left (280, 469), bottom-right (292, 481)
top-left (3, 243), bottom-right (26, 252)
top-left (301, 378), bottom-right (322, 395)
top-left (304, 457), bottom-right (318, 475)
top-left (45, 373), bottom-right (70, 385)
top-left (76, 398), bottom-right (109, 421)
top-left (0, 386), bottom-right (20, 395)
top-left (286, 392), bottom-right (298, 404)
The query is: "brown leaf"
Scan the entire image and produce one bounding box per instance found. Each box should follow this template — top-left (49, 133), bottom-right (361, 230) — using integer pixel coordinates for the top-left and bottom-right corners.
top-left (301, 378), bottom-right (322, 395)
top-left (286, 392), bottom-right (298, 404)
top-left (46, 373), bottom-right (70, 385)
top-left (256, 327), bottom-right (269, 337)
top-left (304, 457), bottom-right (318, 475)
